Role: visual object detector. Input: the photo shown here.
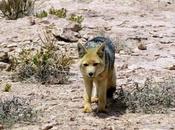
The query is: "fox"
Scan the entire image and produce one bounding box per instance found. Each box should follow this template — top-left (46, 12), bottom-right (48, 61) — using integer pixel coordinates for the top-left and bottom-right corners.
top-left (77, 36), bottom-right (116, 113)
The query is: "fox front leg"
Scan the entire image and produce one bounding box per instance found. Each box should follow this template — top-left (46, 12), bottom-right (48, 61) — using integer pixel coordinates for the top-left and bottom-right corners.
top-left (83, 77), bottom-right (93, 113)
top-left (91, 85), bottom-right (98, 103)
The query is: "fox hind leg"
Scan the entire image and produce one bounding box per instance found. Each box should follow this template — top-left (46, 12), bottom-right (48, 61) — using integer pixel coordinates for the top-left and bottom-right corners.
top-left (96, 79), bottom-right (107, 113)
top-left (107, 69), bottom-right (116, 98)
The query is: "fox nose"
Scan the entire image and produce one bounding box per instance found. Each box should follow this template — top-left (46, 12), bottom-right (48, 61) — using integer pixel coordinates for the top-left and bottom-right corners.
top-left (89, 72), bottom-right (94, 77)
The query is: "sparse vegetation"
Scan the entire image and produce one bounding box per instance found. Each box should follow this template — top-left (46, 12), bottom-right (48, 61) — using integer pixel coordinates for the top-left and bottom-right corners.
top-left (35, 10), bottom-right (48, 18)
top-left (34, 8), bottom-right (84, 25)
top-left (0, 96), bottom-right (37, 128)
top-left (49, 8), bottom-right (67, 18)
top-left (0, 0), bottom-right (35, 20)
top-left (12, 28), bottom-right (73, 84)
top-left (68, 14), bottom-right (84, 24)
top-left (3, 83), bottom-right (11, 92)
top-left (114, 77), bottom-right (175, 114)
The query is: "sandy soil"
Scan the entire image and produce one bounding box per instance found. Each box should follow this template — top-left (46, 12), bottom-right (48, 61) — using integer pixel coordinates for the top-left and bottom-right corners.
top-left (0, 0), bottom-right (175, 130)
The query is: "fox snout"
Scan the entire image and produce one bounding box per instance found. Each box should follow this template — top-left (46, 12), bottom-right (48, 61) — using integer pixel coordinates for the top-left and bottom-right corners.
top-left (88, 72), bottom-right (94, 77)
top-left (86, 66), bottom-right (96, 78)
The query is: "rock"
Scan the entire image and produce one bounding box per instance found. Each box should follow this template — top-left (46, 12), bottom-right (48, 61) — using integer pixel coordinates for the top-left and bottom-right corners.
top-left (152, 34), bottom-right (163, 38)
top-left (30, 19), bottom-right (36, 25)
top-left (0, 62), bottom-right (9, 71)
top-left (102, 126), bottom-right (113, 130)
top-left (41, 122), bottom-right (60, 130)
top-left (0, 124), bottom-right (3, 130)
top-left (127, 36), bottom-right (148, 41)
top-left (53, 29), bottom-right (80, 42)
top-left (167, 65), bottom-right (175, 70)
top-left (119, 50), bottom-right (125, 55)
top-left (42, 125), bottom-right (53, 130)
top-left (120, 64), bottom-right (128, 70)
top-left (104, 26), bottom-right (111, 31)
top-left (138, 43), bottom-right (147, 50)
top-left (66, 23), bottom-right (82, 32)
top-left (70, 117), bottom-right (75, 121)
top-left (29, 16), bottom-right (36, 25)
top-left (1, 48), bottom-right (10, 53)
top-left (167, 1), bottom-right (172, 4)
top-left (0, 52), bottom-right (6, 61)
top-left (159, 38), bottom-right (173, 44)
top-left (0, 52), bottom-right (10, 63)
top-left (39, 20), bottom-right (50, 24)
top-left (7, 43), bottom-right (18, 48)
top-left (131, 53), bottom-right (140, 56)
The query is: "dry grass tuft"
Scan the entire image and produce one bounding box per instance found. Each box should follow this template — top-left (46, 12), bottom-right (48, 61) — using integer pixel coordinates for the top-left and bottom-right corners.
top-left (11, 28), bottom-right (73, 84)
top-left (114, 77), bottom-right (175, 114)
top-left (0, 96), bottom-right (37, 128)
top-left (0, 0), bottom-right (35, 20)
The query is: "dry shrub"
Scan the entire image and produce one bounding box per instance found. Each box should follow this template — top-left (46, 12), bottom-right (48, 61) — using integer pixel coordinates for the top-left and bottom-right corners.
top-left (114, 77), bottom-right (175, 114)
top-left (0, 96), bottom-right (37, 128)
top-left (0, 0), bottom-right (35, 20)
top-left (12, 28), bottom-right (73, 84)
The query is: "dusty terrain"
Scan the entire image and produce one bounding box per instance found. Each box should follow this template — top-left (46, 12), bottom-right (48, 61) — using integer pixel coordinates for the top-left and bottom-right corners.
top-left (0, 0), bottom-right (175, 130)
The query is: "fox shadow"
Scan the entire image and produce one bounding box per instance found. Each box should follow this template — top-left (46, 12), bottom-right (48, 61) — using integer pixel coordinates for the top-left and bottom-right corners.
top-left (92, 87), bottom-right (128, 118)
top-left (92, 97), bottom-right (127, 118)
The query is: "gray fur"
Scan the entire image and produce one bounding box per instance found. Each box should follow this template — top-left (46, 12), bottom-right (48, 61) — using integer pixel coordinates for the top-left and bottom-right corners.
top-left (85, 37), bottom-right (115, 70)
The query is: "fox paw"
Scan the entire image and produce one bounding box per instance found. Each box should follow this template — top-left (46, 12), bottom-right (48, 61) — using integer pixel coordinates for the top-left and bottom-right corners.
top-left (91, 97), bottom-right (98, 103)
top-left (83, 104), bottom-right (92, 113)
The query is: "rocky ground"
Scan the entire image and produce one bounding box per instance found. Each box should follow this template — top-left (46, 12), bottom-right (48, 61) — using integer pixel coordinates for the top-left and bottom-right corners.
top-left (0, 0), bottom-right (175, 130)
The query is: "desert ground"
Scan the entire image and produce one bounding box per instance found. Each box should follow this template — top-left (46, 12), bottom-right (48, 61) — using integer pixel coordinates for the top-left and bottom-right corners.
top-left (0, 0), bottom-right (175, 130)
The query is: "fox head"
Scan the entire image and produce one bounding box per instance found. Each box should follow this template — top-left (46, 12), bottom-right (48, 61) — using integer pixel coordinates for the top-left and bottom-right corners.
top-left (77, 43), bottom-right (105, 78)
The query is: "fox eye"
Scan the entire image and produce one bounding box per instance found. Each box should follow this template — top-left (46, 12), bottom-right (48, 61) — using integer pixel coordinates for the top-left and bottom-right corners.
top-left (93, 63), bottom-right (98, 66)
top-left (83, 63), bottom-right (88, 67)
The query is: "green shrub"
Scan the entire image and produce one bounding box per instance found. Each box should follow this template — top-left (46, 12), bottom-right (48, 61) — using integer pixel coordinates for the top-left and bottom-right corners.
top-left (0, 0), bottom-right (35, 20)
top-left (35, 10), bottom-right (48, 18)
top-left (3, 83), bottom-right (11, 92)
top-left (49, 8), bottom-right (67, 18)
top-left (68, 14), bottom-right (84, 24)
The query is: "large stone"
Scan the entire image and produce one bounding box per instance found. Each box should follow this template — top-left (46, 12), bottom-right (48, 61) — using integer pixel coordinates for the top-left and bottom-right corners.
top-left (65, 23), bottom-right (82, 32)
top-left (53, 29), bottom-right (80, 42)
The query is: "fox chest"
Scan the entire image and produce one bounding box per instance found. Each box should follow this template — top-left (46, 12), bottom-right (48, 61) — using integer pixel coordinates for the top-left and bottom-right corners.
top-left (94, 71), bottom-right (109, 81)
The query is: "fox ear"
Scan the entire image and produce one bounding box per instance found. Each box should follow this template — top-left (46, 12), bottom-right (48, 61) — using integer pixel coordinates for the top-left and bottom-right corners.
top-left (97, 44), bottom-right (105, 58)
top-left (77, 43), bottom-right (87, 58)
